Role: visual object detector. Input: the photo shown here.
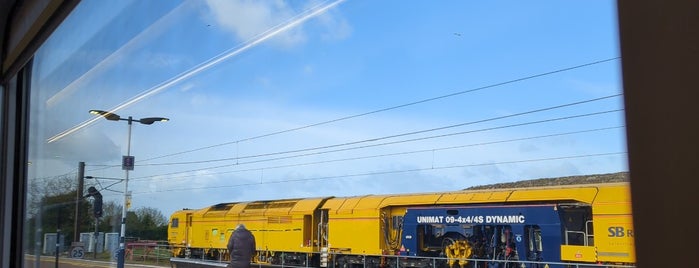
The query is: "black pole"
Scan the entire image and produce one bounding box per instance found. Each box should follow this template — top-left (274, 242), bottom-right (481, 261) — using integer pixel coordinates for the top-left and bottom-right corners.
top-left (94, 218), bottom-right (98, 259)
top-left (55, 228), bottom-right (59, 268)
top-left (34, 203), bottom-right (42, 268)
top-left (55, 208), bottom-right (60, 268)
top-left (74, 162), bottom-right (85, 243)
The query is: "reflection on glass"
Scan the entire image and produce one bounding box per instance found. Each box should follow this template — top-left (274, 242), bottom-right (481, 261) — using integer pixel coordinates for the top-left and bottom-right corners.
top-left (24, 1), bottom-right (628, 266)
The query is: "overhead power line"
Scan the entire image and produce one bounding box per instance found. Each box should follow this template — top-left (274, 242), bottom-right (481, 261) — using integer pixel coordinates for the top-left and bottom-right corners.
top-left (141, 94), bottom-right (621, 167)
top-left (140, 57), bottom-right (621, 163)
top-left (132, 126), bottom-right (624, 183)
top-left (131, 152), bottom-right (627, 195)
top-left (131, 109), bottom-right (623, 180)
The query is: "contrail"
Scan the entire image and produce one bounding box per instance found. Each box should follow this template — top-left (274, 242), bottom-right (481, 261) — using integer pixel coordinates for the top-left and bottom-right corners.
top-left (47, 0), bottom-right (347, 143)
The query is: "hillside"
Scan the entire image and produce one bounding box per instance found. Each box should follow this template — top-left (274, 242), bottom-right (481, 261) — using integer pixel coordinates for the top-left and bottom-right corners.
top-left (464, 171), bottom-right (630, 190)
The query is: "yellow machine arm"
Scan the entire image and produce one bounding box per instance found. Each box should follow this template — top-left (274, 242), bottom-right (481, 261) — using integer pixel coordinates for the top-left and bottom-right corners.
top-left (444, 239), bottom-right (472, 268)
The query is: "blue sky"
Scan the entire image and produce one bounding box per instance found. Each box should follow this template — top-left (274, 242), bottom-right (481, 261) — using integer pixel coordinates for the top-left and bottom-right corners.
top-left (28, 0), bottom-right (625, 218)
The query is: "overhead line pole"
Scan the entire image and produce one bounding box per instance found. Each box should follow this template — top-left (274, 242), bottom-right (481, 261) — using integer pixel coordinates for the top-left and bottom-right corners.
top-left (74, 162), bottom-right (85, 243)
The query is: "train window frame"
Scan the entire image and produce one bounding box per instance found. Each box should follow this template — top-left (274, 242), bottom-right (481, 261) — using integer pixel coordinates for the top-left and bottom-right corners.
top-left (4, 1), bottom-right (698, 267)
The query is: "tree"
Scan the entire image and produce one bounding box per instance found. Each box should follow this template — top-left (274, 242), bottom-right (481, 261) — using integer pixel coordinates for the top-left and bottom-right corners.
top-left (26, 174), bottom-right (79, 217)
top-left (123, 207), bottom-right (168, 241)
top-left (98, 201), bottom-right (123, 233)
top-left (94, 202), bottom-right (168, 241)
top-left (25, 191), bottom-right (92, 249)
top-left (135, 207), bottom-right (167, 227)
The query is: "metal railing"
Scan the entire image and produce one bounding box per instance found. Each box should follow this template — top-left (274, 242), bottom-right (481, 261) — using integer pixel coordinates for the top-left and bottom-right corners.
top-left (170, 250), bottom-right (636, 268)
top-left (123, 240), bottom-right (172, 265)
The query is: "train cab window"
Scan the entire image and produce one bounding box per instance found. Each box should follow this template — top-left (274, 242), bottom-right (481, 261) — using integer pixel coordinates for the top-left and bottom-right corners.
top-left (171, 218), bottom-right (179, 228)
top-left (559, 206), bottom-right (592, 246)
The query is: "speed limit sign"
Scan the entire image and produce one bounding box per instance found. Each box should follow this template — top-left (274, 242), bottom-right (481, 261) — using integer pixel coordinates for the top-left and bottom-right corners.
top-left (70, 246), bottom-right (85, 259)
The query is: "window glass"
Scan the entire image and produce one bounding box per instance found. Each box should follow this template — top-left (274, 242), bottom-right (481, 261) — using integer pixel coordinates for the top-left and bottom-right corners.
top-left (0, 84), bottom-right (3, 151)
top-left (24, 0), bottom-right (627, 265)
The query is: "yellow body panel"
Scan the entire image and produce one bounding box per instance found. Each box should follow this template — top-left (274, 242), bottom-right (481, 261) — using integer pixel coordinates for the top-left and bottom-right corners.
top-left (167, 210), bottom-right (191, 254)
top-left (322, 196), bottom-right (381, 254)
top-left (438, 191), bottom-right (511, 203)
top-left (293, 198), bottom-right (331, 213)
top-left (378, 194), bottom-right (441, 206)
top-left (354, 196), bottom-right (386, 210)
top-left (335, 197), bottom-right (365, 214)
top-left (227, 203), bottom-right (247, 214)
top-left (591, 184), bottom-right (635, 263)
top-left (560, 245), bottom-right (597, 262)
top-left (593, 215), bottom-right (635, 263)
top-left (327, 214), bottom-right (382, 254)
top-left (507, 187), bottom-right (598, 203)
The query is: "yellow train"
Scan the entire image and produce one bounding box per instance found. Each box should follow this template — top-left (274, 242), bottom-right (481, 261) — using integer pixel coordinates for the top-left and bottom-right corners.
top-left (168, 182), bottom-right (634, 267)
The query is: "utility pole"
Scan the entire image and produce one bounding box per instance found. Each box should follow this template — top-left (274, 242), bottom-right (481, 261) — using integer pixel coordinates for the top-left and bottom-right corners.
top-left (56, 207), bottom-right (61, 268)
top-left (74, 162), bottom-right (85, 243)
top-left (94, 218), bottom-right (98, 259)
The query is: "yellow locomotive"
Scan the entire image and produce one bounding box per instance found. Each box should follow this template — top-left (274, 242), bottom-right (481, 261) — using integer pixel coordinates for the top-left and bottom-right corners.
top-left (168, 182), bottom-right (634, 267)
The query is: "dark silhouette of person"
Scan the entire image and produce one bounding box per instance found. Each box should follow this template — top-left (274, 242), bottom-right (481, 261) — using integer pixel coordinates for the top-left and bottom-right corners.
top-left (227, 224), bottom-right (256, 268)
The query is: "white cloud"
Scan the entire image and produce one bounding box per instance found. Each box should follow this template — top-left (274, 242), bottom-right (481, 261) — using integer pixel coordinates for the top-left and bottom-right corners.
top-left (317, 8), bottom-right (352, 41)
top-left (205, 0), bottom-right (306, 47)
top-left (204, 0), bottom-right (350, 48)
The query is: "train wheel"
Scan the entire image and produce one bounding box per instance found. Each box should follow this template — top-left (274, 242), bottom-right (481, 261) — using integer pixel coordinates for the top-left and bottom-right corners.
top-left (210, 249), bottom-right (220, 260)
top-left (269, 253), bottom-right (281, 265)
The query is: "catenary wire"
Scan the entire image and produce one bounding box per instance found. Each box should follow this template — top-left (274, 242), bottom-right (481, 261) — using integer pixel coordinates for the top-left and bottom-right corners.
top-left (86, 93), bottom-right (621, 174)
top-left (139, 94), bottom-right (621, 167)
top-left (131, 152), bottom-right (627, 195)
top-left (131, 109), bottom-right (622, 180)
top-left (140, 57), bottom-right (621, 163)
top-left (132, 126), bottom-right (624, 182)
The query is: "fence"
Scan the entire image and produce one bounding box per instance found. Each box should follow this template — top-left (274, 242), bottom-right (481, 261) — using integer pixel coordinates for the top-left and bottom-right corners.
top-left (37, 240), bottom-right (637, 268)
top-left (171, 251), bottom-right (637, 268)
top-left (124, 240), bottom-right (172, 265)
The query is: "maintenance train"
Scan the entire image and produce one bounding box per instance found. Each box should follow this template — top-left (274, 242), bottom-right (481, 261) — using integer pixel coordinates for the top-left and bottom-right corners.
top-left (168, 182), bottom-right (635, 267)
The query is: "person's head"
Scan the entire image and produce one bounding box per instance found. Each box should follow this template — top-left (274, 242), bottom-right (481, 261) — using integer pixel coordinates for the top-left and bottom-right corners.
top-left (236, 223), bottom-right (246, 230)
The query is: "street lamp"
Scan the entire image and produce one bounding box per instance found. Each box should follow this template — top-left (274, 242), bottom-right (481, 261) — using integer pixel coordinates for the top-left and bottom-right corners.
top-left (89, 109), bottom-right (168, 268)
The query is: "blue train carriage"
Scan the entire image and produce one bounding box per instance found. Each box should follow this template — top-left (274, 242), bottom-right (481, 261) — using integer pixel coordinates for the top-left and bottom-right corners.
top-left (397, 183), bottom-right (635, 268)
top-left (402, 204), bottom-right (568, 268)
